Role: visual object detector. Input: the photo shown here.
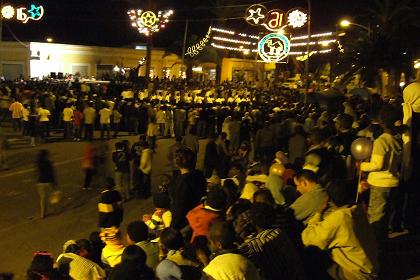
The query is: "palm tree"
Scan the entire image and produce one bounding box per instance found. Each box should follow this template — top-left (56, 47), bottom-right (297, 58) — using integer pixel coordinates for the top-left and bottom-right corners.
top-left (338, 0), bottom-right (420, 94)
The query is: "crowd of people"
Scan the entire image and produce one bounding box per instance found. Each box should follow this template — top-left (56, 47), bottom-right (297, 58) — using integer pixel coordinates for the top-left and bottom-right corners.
top-left (1, 76), bottom-right (420, 279)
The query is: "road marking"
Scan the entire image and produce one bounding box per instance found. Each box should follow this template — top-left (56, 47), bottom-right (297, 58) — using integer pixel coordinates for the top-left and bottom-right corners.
top-left (0, 156), bottom-right (84, 179)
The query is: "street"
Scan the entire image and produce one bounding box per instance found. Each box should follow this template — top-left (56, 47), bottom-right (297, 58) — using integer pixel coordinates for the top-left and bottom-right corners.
top-left (0, 133), bottom-right (205, 279)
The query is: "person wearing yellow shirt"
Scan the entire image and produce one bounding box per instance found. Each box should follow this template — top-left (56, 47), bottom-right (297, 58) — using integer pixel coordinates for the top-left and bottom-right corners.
top-left (9, 98), bottom-right (23, 132)
top-left (302, 180), bottom-right (379, 280)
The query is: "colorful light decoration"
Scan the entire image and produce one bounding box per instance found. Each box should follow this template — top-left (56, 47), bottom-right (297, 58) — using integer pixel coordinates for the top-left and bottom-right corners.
top-left (1, 3), bottom-right (44, 23)
top-left (263, 9), bottom-right (286, 32)
top-left (185, 26), bottom-right (212, 57)
top-left (258, 33), bottom-right (291, 62)
top-left (128, 9), bottom-right (174, 36)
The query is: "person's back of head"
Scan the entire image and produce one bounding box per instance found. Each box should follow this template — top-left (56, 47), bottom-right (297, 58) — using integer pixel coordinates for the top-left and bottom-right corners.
top-left (295, 169), bottom-right (318, 184)
top-left (160, 228), bottom-right (184, 251)
top-left (326, 179), bottom-right (354, 207)
top-left (126, 221), bottom-right (149, 244)
top-left (208, 221), bottom-right (236, 251)
top-left (121, 245), bottom-right (147, 266)
top-left (309, 128), bottom-right (327, 146)
top-left (206, 188), bottom-right (227, 211)
top-left (252, 189), bottom-right (275, 206)
top-left (153, 192), bottom-right (171, 209)
top-left (27, 253), bottom-right (54, 280)
top-left (104, 177), bottom-right (115, 190)
top-left (250, 203), bottom-right (275, 230)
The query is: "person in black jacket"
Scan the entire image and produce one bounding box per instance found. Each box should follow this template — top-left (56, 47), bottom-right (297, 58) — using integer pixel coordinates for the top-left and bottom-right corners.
top-left (98, 177), bottom-right (123, 228)
top-left (108, 245), bottom-right (154, 280)
top-left (169, 148), bottom-right (206, 231)
top-left (35, 149), bottom-right (56, 218)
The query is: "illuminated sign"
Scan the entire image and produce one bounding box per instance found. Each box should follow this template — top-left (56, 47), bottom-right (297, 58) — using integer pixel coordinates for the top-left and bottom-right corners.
top-left (128, 9), bottom-right (174, 36)
top-left (245, 5), bottom-right (307, 31)
top-left (258, 33), bottom-right (290, 62)
top-left (245, 4), bottom-right (267, 26)
top-left (263, 9), bottom-right (285, 32)
top-left (1, 4), bottom-right (45, 23)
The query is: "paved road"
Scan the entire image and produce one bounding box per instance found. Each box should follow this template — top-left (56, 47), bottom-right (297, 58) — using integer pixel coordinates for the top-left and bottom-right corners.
top-left (0, 133), bottom-right (208, 279)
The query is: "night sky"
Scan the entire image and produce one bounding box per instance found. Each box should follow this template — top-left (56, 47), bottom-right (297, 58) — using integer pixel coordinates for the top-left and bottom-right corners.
top-left (2, 0), bottom-right (364, 48)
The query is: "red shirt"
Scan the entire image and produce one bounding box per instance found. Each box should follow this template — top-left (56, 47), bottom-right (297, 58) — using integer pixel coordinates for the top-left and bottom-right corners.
top-left (186, 203), bottom-right (222, 242)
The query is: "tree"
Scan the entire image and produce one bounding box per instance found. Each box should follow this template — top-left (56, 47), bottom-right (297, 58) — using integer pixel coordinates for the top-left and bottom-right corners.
top-left (338, 0), bottom-right (420, 94)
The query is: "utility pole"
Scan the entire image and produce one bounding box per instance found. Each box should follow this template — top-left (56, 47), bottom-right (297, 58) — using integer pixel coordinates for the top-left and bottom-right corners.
top-left (304, 0), bottom-right (311, 104)
top-left (181, 19), bottom-right (189, 77)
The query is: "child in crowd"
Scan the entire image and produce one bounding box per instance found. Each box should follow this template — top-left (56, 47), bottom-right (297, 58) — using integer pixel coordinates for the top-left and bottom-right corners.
top-left (98, 177), bottom-right (123, 229)
top-left (143, 192), bottom-right (172, 236)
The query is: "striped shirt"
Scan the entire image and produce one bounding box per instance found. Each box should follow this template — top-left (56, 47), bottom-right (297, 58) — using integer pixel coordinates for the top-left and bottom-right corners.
top-left (238, 228), bottom-right (305, 280)
top-left (56, 252), bottom-right (106, 280)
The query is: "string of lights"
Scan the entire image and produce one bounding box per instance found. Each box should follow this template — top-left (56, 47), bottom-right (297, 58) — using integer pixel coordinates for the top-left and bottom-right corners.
top-left (213, 36), bottom-right (255, 45)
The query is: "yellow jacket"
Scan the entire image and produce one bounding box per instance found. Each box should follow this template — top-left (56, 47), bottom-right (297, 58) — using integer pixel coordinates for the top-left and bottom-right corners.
top-left (302, 205), bottom-right (379, 279)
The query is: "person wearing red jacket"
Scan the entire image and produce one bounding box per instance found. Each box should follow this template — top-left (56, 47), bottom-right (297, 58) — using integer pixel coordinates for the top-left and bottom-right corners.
top-left (186, 188), bottom-right (227, 242)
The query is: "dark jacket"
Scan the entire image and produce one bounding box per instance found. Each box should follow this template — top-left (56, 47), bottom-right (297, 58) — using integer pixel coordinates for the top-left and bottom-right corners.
top-left (169, 170), bottom-right (206, 230)
top-left (37, 159), bottom-right (55, 184)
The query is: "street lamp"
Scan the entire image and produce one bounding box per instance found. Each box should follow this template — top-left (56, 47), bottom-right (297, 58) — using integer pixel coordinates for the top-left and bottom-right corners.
top-left (46, 37), bottom-right (53, 43)
top-left (339, 19), bottom-right (371, 36)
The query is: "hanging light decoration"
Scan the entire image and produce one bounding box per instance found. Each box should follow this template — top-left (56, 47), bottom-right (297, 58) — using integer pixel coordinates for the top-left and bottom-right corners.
top-left (127, 9), bottom-right (174, 36)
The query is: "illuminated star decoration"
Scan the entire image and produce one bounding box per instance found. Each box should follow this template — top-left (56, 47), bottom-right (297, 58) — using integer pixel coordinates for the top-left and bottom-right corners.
top-left (28, 4), bottom-right (42, 18)
top-left (128, 9), bottom-right (174, 36)
top-left (287, 9), bottom-right (307, 28)
top-left (246, 8), bottom-right (265, 25)
top-left (1, 5), bottom-right (15, 19)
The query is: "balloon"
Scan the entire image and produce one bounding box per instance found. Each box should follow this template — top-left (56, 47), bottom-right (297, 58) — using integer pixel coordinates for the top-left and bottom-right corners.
top-left (351, 138), bottom-right (373, 161)
top-left (269, 163), bottom-right (285, 176)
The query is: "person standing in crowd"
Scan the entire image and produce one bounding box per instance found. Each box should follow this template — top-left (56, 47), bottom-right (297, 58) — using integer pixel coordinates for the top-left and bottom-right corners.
top-left (169, 148), bottom-right (206, 230)
top-left (99, 105), bottom-right (111, 140)
top-left (147, 117), bottom-right (157, 150)
top-left (98, 177), bottom-right (123, 228)
top-left (112, 107), bottom-right (122, 138)
top-left (255, 121), bottom-right (275, 165)
top-left (166, 136), bottom-right (184, 177)
top-left (83, 102), bottom-right (96, 141)
top-left (182, 126), bottom-right (199, 168)
top-left (22, 104), bottom-right (30, 136)
top-left (156, 106), bottom-right (166, 136)
top-left (35, 150), bottom-right (57, 218)
top-left (27, 106), bottom-right (38, 146)
top-left (112, 142), bottom-right (130, 201)
top-left (360, 105), bottom-right (403, 239)
top-left (82, 142), bottom-right (97, 190)
top-left (62, 103), bottom-right (74, 139)
top-left (204, 134), bottom-right (219, 178)
top-left (38, 105), bottom-right (51, 141)
top-left (288, 125), bottom-right (307, 166)
top-left (73, 106), bottom-right (83, 141)
top-left (138, 141), bottom-right (153, 199)
top-left (9, 98), bottom-right (23, 132)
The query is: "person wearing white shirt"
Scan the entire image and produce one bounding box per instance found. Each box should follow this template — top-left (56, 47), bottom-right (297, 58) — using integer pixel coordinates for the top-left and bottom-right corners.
top-left (99, 106), bottom-right (111, 139)
top-left (139, 141), bottom-right (153, 198)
